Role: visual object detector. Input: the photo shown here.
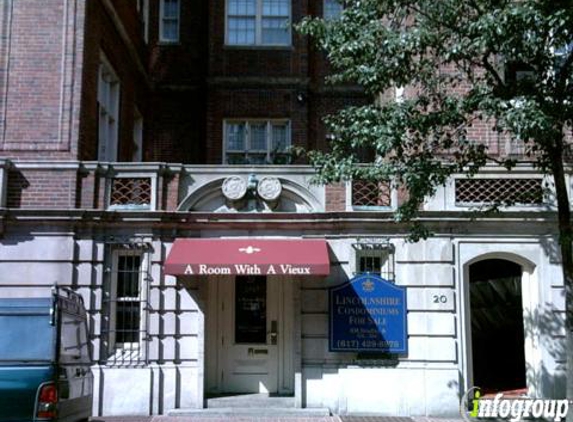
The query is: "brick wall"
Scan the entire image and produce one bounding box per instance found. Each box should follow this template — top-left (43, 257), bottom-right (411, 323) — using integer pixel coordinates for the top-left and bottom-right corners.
top-left (162, 170), bottom-right (181, 211)
top-left (108, 0), bottom-right (367, 166)
top-left (110, 0), bottom-right (147, 58)
top-left (325, 182), bottom-right (346, 212)
top-left (0, 0), bottom-right (149, 163)
top-left (206, 86), bottom-right (309, 164)
top-left (77, 170), bottom-right (99, 209)
top-left (79, 0), bottom-right (149, 162)
top-left (207, 1), bottom-right (309, 79)
top-left (0, 0), bottom-right (86, 160)
top-left (7, 169), bottom-right (77, 209)
top-left (308, 91), bottom-right (368, 153)
top-left (148, 0), bottom-right (207, 85)
top-left (146, 0), bottom-right (207, 164)
top-left (146, 91), bottom-right (206, 163)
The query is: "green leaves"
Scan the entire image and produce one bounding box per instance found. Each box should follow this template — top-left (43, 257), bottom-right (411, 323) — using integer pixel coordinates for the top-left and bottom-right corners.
top-left (296, 0), bottom-right (572, 234)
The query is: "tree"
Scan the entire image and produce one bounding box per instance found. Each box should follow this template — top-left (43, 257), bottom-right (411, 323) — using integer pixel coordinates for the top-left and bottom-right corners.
top-left (298, 0), bottom-right (573, 407)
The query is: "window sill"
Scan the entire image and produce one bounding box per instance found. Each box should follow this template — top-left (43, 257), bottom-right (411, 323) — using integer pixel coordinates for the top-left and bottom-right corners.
top-left (454, 203), bottom-right (545, 208)
top-left (223, 44), bottom-right (294, 51)
top-left (158, 40), bottom-right (181, 46)
top-left (352, 206), bottom-right (393, 211)
top-left (107, 204), bottom-right (152, 211)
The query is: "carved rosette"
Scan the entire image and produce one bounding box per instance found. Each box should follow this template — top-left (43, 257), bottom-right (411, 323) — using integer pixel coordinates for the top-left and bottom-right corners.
top-left (257, 176), bottom-right (282, 201)
top-left (222, 176), bottom-right (247, 200)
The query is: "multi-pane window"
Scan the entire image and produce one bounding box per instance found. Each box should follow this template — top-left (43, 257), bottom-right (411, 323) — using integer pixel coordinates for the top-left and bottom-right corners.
top-left (224, 120), bottom-right (291, 164)
top-left (106, 250), bottom-right (148, 364)
top-left (160, 0), bottom-right (180, 42)
top-left (354, 242), bottom-right (395, 280)
top-left (97, 57), bottom-right (119, 162)
top-left (323, 0), bottom-right (343, 20)
top-left (227, 0), bottom-right (291, 46)
top-left (358, 253), bottom-right (382, 275)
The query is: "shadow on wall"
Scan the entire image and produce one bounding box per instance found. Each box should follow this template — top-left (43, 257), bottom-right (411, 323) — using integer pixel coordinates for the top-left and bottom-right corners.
top-left (536, 236), bottom-right (567, 398)
top-left (6, 169), bottom-right (29, 208)
top-left (524, 300), bottom-right (567, 399)
top-left (539, 237), bottom-right (561, 265)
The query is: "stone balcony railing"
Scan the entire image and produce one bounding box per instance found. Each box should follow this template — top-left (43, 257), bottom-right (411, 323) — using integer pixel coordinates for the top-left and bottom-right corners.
top-left (79, 162), bottom-right (173, 212)
top-left (0, 160), bottom-right (564, 214)
top-left (88, 164), bottom-right (325, 213)
top-left (424, 164), bottom-right (555, 212)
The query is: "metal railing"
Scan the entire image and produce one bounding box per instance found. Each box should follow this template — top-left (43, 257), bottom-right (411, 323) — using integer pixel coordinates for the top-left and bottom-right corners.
top-left (109, 177), bottom-right (152, 210)
top-left (351, 180), bottom-right (392, 208)
top-left (100, 241), bottom-right (151, 366)
top-left (455, 178), bottom-right (543, 205)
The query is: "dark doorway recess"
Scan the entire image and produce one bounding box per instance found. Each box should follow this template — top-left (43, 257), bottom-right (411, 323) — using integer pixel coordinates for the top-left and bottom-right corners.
top-left (469, 259), bottom-right (526, 394)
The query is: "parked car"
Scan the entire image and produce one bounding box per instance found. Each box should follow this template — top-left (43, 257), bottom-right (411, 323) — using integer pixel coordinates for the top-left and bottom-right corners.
top-left (0, 287), bottom-right (93, 422)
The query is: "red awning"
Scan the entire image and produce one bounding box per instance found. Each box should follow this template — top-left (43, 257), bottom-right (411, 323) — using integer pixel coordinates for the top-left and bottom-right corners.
top-left (164, 239), bottom-right (330, 276)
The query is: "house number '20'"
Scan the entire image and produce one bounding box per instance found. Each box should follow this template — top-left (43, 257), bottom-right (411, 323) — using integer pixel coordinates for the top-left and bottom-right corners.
top-left (432, 295), bottom-right (448, 304)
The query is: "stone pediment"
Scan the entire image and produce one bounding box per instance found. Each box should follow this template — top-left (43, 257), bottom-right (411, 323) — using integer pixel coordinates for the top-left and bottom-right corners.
top-left (178, 173), bottom-right (322, 213)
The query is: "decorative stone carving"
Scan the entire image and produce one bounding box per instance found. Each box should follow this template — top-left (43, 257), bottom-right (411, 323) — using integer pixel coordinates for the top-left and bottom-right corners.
top-left (222, 176), bottom-right (247, 200)
top-left (257, 176), bottom-right (282, 201)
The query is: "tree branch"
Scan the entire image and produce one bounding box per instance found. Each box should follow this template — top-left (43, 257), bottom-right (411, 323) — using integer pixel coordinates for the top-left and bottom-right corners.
top-left (557, 47), bottom-right (573, 94)
top-left (482, 52), bottom-right (506, 90)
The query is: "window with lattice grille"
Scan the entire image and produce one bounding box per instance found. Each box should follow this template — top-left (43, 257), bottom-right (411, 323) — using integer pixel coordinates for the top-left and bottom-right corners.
top-left (455, 178), bottom-right (543, 205)
top-left (352, 180), bottom-right (392, 208)
top-left (109, 178), bottom-right (152, 210)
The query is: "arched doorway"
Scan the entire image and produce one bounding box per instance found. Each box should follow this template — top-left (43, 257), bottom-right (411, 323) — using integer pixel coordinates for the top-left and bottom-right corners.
top-left (469, 258), bottom-right (527, 394)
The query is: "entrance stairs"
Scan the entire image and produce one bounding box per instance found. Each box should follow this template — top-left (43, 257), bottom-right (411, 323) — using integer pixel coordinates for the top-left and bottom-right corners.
top-left (167, 393), bottom-right (331, 418)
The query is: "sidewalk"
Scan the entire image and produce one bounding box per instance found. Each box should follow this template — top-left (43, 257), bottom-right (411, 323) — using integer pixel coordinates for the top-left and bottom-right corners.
top-left (90, 416), bottom-right (464, 422)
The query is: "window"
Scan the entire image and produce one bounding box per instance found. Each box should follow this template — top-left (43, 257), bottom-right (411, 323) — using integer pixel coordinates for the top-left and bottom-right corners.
top-left (351, 180), bottom-right (392, 208)
top-left (224, 120), bottom-right (291, 164)
top-left (358, 250), bottom-right (382, 275)
top-left (97, 57), bottom-right (120, 162)
top-left (60, 313), bottom-right (90, 365)
top-left (353, 241), bottom-right (395, 280)
top-left (323, 0), bottom-right (343, 20)
top-left (137, 0), bottom-right (150, 43)
top-left (235, 276), bottom-right (267, 344)
top-left (226, 0), bottom-right (291, 46)
top-left (554, 42), bottom-right (573, 77)
top-left (105, 250), bottom-right (149, 364)
top-left (160, 0), bottom-right (180, 43)
top-left (132, 108), bottom-right (143, 162)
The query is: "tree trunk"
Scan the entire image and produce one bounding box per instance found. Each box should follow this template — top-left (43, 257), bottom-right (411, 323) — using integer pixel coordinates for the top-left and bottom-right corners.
top-left (550, 153), bottom-right (573, 413)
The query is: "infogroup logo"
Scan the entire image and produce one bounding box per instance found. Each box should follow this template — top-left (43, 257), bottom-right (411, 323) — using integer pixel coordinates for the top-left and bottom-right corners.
top-left (460, 387), bottom-right (570, 422)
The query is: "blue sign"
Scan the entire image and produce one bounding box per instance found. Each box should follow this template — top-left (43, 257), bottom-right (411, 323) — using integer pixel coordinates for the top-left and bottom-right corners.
top-left (329, 274), bottom-right (408, 353)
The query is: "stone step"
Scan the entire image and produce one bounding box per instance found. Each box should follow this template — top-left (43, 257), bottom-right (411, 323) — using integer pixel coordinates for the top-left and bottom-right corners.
top-left (207, 394), bottom-right (295, 409)
top-left (167, 407), bottom-right (331, 418)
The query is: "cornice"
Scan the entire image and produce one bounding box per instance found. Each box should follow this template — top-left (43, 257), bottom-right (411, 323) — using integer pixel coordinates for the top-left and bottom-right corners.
top-left (0, 209), bottom-right (559, 236)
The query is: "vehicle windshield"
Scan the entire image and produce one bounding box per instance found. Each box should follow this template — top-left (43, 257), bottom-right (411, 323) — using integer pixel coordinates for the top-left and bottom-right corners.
top-left (0, 314), bottom-right (54, 362)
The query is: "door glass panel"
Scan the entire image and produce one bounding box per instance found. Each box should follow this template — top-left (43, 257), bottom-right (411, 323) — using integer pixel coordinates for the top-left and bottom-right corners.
top-left (235, 276), bottom-right (267, 344)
